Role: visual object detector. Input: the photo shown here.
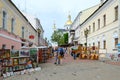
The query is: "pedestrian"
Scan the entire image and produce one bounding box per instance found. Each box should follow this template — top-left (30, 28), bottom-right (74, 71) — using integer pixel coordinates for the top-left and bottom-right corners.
top-left (54, 47), bottom-right (58, 64)
top-left (57, 46), bottom-right (65, 64)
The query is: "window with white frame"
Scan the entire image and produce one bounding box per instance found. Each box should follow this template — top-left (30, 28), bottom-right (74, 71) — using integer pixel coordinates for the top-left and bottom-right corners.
top-left (98, 41), bottom-right (100, 49)
top-left (89, 25), bottom-right (91, 34)
top-left (98, 19), bottom-right (100, 30)
top-left (114, 38), bottom-right (118, 48)
top-left (114, 6), bottom-right (118, 21)
top-left (2, 11), bottom-right (7, 29)
top-left (93, 22), bottom-right (95, 32)
top-left (103, 14), bottom-right (106, 26)
top-left (2, 44), bottom-right (6, 49)
top-left (103, 40), bottom-right (106, 49)
top-left (22, 27), bottom-right (24, 38)
top-left (11, 18), bottom-right (15, 33)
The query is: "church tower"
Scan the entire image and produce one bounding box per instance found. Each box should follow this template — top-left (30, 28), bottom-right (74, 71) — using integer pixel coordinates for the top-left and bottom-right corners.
top-left (64, 12), bottom-right (72, 30)
top-left (52, 21), bottom-right (56, 31)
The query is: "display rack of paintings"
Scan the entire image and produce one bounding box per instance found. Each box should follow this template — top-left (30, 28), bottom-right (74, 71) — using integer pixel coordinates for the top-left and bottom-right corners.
top-left (0, 59), bottom-right (2, 77)
top-left (0, 49), bottom-right (30, 76)
top-left (11, 50), bottom-right (30, 72)
top-left (0, 49), bottom-right (12, 75)
top-left (30, 48), bottom-right (37, 62)
top-left (40, 47), bottom-right (48, 63)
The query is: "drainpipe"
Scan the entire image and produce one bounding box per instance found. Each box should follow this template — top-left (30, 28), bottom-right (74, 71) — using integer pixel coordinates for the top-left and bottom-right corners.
top-left (118, 0), bottom-right (120, 53)
top-left (119, 0), bottom-right (120, 43)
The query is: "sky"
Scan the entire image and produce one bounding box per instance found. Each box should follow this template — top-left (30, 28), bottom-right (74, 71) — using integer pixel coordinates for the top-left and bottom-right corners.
top-left (12, 0), bottom-right (100, 42)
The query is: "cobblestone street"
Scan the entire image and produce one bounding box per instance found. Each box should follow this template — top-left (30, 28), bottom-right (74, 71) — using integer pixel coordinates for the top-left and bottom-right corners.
top-left (4, 54), bottom-right (120, 80)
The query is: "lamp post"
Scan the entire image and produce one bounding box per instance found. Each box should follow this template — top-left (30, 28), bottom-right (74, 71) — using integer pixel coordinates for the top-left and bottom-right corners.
top-left (84, 28), bottom-right (89, 53)
top-left (37, 28), bottom-right (41, 46)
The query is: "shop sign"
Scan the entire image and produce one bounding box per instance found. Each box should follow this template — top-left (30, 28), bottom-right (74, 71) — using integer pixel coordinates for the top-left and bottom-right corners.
top-left (29, 35), bottom-right (34, 39)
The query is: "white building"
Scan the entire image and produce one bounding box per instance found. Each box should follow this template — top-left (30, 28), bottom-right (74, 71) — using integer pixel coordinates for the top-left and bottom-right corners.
top-left (70, 2), bottom-right (100, 45)
top-left (71, 0), bottom-right (119, 54)
top-left (23, 13), bottom-right (45, 46)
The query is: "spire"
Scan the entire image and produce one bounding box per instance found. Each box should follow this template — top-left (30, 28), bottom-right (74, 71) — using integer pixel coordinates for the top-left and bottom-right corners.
top-left (68, 11), bottom-right (71, 21)
top-left (53, 21), bottom-right (56, 31)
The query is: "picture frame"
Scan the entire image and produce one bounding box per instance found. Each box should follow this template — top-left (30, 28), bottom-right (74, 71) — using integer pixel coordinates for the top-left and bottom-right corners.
top-left (10, 50), bottom-right (19, 58)
top-left (19, 50), bottom-right (30, 57)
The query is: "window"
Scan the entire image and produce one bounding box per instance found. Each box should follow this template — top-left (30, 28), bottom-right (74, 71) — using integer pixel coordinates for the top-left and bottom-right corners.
top-left (115, 38), bottom-right (118, 48)
top-left (103, 40), bottom-right (106, 49)
top-left (89, 25), bottom-right (91, 33)
top-left (93, 23), bottom-right (95, 32)
top-left (11, 45), bottom-right (14, 50)
top-left (103, 14), bottom-right (106, 26)
top-left (2, 11), bottom-right (7, 29)
top-left (93, 43), bottom-right (95, 46)
top-left (98, 41), bottom-right (100, 49)
top-left (89, 44), bottom-right (91, 47)
top-left (22, 27), bottom-right (24, 38)
top-left (11, 18), bottom-right (15, 33)
top-left (98, 19), bottom-right (100, 30)
top-left (2, 44), bottom-right (6, 49)
top-left (115, 6), bottom-right (118, 21)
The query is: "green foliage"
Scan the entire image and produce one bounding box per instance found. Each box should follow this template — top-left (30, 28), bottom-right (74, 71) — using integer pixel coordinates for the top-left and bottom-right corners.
top-left (51, 30), bottom-right (69, 45)
top-left (51, 30), bottom-right (64, 45)
top-left (64, 33), bottom-right (68, 44)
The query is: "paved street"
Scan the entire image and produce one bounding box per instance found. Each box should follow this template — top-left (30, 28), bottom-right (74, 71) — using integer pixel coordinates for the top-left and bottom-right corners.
top-left (4, 54), bottom-right (120, 80)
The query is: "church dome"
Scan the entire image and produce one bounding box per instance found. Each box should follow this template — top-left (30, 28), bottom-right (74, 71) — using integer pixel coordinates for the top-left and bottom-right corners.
top-left (65, 14), bottom-right (72, 26)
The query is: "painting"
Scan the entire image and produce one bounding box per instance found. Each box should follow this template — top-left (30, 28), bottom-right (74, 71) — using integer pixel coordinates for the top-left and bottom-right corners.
top-left (19, 50), bottom-right (30, 57)
top-left (10, 50), bottom-right (19, 58)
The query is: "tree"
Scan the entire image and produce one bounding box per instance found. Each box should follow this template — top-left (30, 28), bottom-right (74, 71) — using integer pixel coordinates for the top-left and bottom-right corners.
top-left (51, 30), bottom-right (64, 45)
top-left (64, 33), bottom-right (68, 44)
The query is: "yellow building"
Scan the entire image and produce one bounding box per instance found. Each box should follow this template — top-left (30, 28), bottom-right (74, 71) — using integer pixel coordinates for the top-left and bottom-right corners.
top-left (0, 0), bottom-right (38, 49)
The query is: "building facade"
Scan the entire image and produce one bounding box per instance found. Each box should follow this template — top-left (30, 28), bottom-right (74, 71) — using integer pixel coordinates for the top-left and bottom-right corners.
top-left (0, 0), bottom-right (39, 50)
top-left (69, 4), bottom-right (100, 45)
top-left (72, 0), bottom-right (119, 54)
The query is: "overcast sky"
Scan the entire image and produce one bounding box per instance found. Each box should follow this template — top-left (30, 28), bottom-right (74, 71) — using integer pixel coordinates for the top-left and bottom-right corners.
top-left (12, 0), bottom-right (100, 41)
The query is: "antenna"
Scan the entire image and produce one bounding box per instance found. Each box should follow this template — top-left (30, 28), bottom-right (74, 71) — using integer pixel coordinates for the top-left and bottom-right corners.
top-left (25, 0), bottom-right (27, 13)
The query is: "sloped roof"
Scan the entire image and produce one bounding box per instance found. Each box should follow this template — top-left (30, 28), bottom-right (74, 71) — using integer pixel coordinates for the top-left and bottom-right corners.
top-left (80, 4), bottom-right (100, 24)
top-left (22, 13), bottom-right (37, 29)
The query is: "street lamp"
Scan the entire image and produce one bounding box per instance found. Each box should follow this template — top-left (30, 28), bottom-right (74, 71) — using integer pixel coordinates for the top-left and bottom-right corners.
top-left (37, 28), bottom-right (41, 46)
top-left (84, 28), bottom-right (89, 53)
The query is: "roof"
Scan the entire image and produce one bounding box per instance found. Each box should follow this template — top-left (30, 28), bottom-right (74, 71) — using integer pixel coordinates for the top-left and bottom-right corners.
top-left (71, 3), bottom-right (100, 30)
top-left (22, 12), bottom-right (36, 29)
top-left (80, 0), bottom-right (108, 26)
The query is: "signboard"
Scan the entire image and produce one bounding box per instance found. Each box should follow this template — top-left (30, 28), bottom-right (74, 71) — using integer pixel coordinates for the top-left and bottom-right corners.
top-left (29, 35), bottom-right (34, 39)
top-left (99, 49), bottom-right (107, 54)
top-left (117, 43), bottom-right (120, 52)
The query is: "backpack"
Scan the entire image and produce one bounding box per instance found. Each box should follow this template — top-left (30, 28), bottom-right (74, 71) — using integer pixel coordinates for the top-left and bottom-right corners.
top-left (59, 48), bottom-right (64, 56)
